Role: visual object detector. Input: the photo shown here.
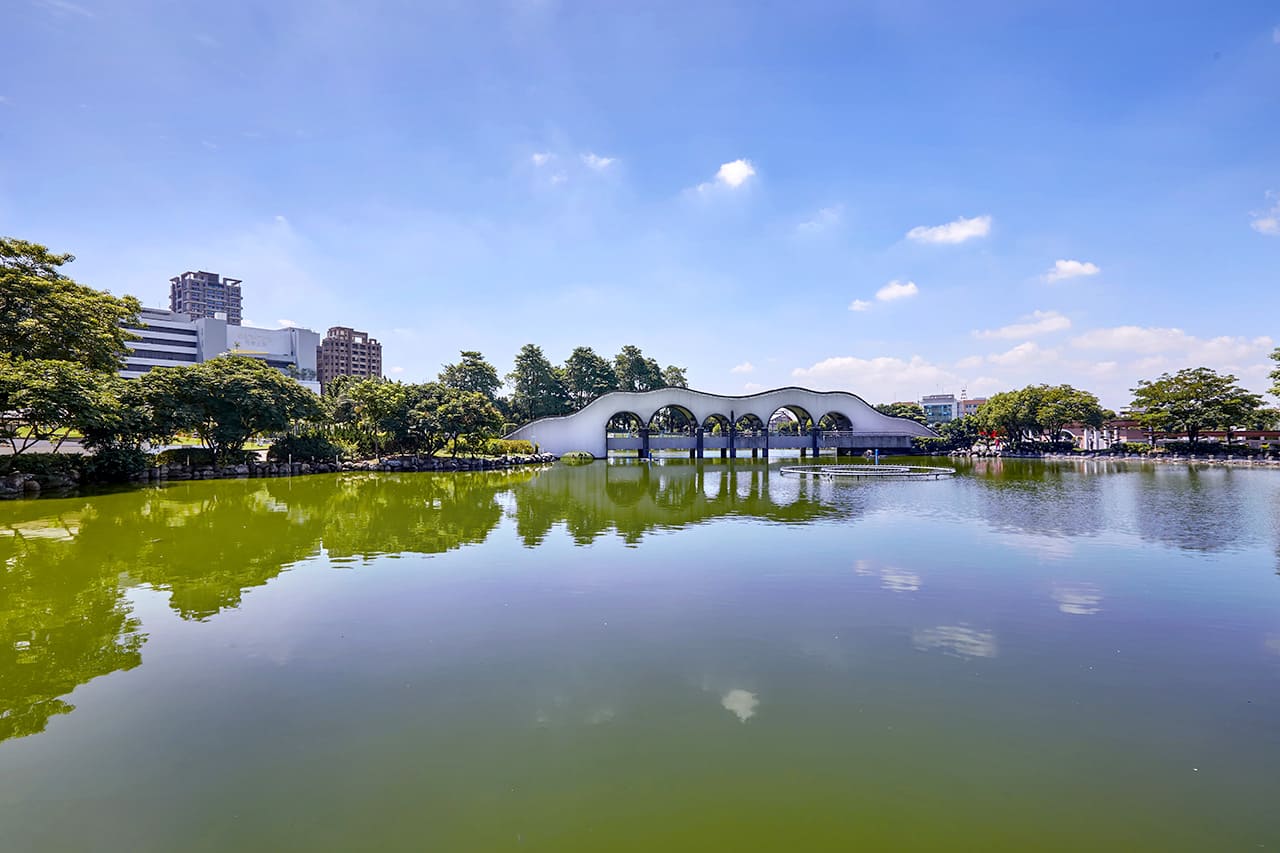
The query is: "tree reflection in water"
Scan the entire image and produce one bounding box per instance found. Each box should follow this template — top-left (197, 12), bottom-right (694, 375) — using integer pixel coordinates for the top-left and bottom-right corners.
top-left (4, 458), bottom-right (1278, 745)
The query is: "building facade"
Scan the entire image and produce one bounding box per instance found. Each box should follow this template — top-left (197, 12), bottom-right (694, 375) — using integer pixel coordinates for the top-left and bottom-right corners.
top-left (958, 397), bottom-right (987, 418)
top-left (121, 307), bottom-right (202, 378)
top-left (920, 394), bottom-right (959, 425)
top-left (169, 270), bottom-right (243, 325)
top-left (317, 327), bottom-right (382, 390)
top-left (120, 309), bottom-right (320, 392)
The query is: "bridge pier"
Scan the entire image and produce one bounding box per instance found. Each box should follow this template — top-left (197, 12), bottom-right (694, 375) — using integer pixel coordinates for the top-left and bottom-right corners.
top-left (640, 427), bottom-right (650, 460)
top-left (729, 424), bottom-right (736, 459)
top-left (751, 448), bottom-right (758, 459)
top-left (695, 427), bottom-right (704, 459)
top-left (810, 429), bottom-right (820, 459)
top-left (763, 431), bottom-right (769, 460)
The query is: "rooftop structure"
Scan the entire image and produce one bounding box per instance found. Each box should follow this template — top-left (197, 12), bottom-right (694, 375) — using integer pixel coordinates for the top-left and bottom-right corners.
top-left (169, 270), bottom-right (243, 325)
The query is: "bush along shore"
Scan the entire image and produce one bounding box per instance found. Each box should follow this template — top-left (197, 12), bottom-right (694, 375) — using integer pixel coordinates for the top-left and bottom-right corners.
top-left (1, 452), bottom-right (557, 499)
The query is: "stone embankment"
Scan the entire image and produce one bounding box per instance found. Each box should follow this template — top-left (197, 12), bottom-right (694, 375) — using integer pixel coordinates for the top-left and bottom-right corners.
top-left (942, 449), bottom-right (1280, 468)
top-left (1, 454), bottom-right (557, 499)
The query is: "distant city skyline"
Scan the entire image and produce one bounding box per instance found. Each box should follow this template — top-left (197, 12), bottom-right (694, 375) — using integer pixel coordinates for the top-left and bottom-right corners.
top-left (3, 2), bottom-right (1278, 408)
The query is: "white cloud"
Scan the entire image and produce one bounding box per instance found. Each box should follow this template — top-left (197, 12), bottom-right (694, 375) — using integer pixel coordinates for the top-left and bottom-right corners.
top-left (1250, 191), bottom-right (1280, 235)
top-left (792, 354), bottom-right (960, 402)
top-left (1044, 259), bottom-right (1101, 282)
top-left (530, 152), bottom-right (552, 167)
top-left (743, 382), bottom-right (765, 392)
top-left (986, 341), bottom-right (1056, 367)
top-left (848, 299), bottom-right (871, 312)
top-left (730, 361), bottom-right (754, 374)
top-left (954, 355), bottom-right (984, 370)
top-left (37, 0), bottom-right (95, 18)
top-left (277, 318), bottom-right (298, 327)
top-left (906, 214), bottom-right (991, 244)
top-left (1071, 326), bottom-right (1273, 364)
top-left (696, 158), bottom-right (756, 192)
top-left (797, 205), bottom-right (842, 232)
top-left (875, 280), bottom-right (919, 302)
top-left (721, 689), bottom-right (758, 722)
top-left (581, 152), bottom-right (615, 171)
top-left (389, 366), bottom-right (405, 374)
top-left (974, 310), bottom-right (1071, 340)
top-left (550, 172), bottom-right (567, 185)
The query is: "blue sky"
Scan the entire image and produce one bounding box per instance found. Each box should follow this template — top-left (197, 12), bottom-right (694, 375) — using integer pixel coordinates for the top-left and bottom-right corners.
top-left (3, 0), bottom-right (1278, 407)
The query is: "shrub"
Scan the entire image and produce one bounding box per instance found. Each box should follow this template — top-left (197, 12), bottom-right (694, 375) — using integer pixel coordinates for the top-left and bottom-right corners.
top-left (153, 447), bottom-right (255, 467)
top-left (560, 451), bottom-right (594, 464)
top-left (268, 433), bottom-right (343, 463)
top-left (82, 446), bottom-right (149, 483)
top-left (0, 452), bottom-right (82, 481)
top-left (483, 438), bottom-right (536, 456)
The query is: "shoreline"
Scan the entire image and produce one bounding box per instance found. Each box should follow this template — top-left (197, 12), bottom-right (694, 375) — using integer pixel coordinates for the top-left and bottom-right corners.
top-left (0, 452), bottom-right (557, 500)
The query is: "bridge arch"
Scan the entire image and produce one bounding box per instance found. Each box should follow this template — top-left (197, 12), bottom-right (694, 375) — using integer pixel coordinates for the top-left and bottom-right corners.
top-left (648, 404), bottom-right (697, 435)
top-left (769, 405), bottom-right (815, 435)
top-left (818, 411), bottom-right (854, 431)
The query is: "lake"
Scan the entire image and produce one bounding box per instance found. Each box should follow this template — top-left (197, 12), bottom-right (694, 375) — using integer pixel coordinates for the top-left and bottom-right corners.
top-left (2, 458), bottom-right (1279, 851)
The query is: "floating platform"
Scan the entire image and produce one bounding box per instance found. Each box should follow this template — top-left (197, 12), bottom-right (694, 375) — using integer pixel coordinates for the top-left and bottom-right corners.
top-left (778, 464), bottom-right (955, 480)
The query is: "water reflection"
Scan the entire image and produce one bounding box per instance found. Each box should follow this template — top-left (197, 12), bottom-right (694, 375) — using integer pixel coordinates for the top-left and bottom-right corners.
top-left (3, 458), bottom-right (1279, 747)
top-left (721, 689), bottom-right (759, 722)
top-left (1052, 583), bottom-right (1103, 616)
top-left (913, 625), bottom-right (999, 659)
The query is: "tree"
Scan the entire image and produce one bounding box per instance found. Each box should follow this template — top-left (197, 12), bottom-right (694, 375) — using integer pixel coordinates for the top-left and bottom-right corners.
top-left (0, 357), bottom-right (123, 455)
top-left (1129, 367), bottom-right (1261, 446)
top-left (434, 389), bottom-right (503, 456)
top-left (1270, 348), bottom-right (1280, 399)
top-left (507, 344), bottom-right (570, 422)
top-left (139, 356), bottom-right (323, 462)
top-left (562, 347), bottom-right (617, 410)
top-left (613, 345), bottom-right (665, 392)
top-left (1037, 384), bottom-right (1104, 443)
top-left (661, 365), bottom-right (689, 389)
top-left (874, 402), bottom-right (927, 425)
top-left (439, 351), bottom-right (501, 401)
top-left (0, 238), bottom-right (142, 371)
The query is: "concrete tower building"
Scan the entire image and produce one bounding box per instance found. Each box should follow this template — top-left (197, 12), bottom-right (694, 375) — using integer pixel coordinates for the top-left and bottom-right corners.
top-left (317, 326), bottom-right (382, 390)
top-left (169, 270), bottom-right (243, 325)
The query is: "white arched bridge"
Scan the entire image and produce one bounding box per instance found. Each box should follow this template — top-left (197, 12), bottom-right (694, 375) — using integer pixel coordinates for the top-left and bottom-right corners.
top-left (506, 386), bottom-right (936, 459)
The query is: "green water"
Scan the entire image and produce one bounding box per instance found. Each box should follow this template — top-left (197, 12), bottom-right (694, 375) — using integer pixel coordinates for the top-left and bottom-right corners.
top-left (2, 458), bottom-right (1279, 851)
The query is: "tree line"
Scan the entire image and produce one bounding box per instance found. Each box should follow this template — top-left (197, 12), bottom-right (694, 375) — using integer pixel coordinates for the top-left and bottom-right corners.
top-left (3, 237), bottom-right (1278, 471)
top-left (912, 370), bottom-right (1280, 453)
top-left (0, 238), bottom-right (689, 471)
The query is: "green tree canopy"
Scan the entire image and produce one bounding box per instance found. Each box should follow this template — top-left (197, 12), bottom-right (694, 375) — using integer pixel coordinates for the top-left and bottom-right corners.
top-left (0, 238), bottom-right (141, 371)
top-left (661, 365), bottom-right (689, 389)
top-left (0, 357), bottom-right (125, 455)
top-left (1129, 367), bottom-right (1262, 445)
top-left (562, 346), bottom-right (617, 410)
top-left (874, 402), bottom-right (928, 425)
top-left (507, 344), bottom-right (570, 422)
top-left (613, 345), bottom-right (666, 392)
top-left (139, 355), bottom-right (323, 461)
top-left (439, 350), bottom-right (501, 400)
top-left (1270, 347), bottom-right (1280, 399)
top-left (972, 384), bottom-right (1103, 446)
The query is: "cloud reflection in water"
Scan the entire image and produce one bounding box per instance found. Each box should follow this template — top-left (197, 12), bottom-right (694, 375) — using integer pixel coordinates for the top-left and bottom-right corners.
top-left (913, 625), bottom-right (998, 659)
